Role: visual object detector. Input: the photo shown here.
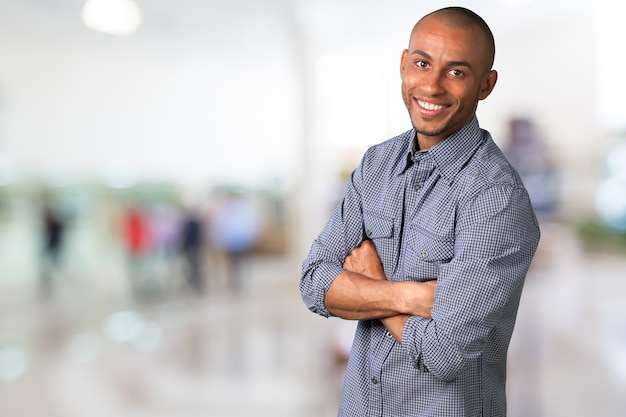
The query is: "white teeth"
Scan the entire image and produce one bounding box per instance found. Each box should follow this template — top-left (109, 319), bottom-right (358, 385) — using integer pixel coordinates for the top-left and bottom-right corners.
top-left (418, 100), bottom-right (444, 111)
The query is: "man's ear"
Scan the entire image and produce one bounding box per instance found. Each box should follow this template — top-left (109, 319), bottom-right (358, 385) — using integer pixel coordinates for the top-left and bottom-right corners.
top-left (478, 69), bottom-right (498, 100)
top-left (400, 49), bottom-right (409, 75)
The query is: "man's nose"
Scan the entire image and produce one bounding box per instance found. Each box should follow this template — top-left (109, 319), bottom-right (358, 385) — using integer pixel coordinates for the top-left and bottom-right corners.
top-left (421, 71), bottom-right (444, 94)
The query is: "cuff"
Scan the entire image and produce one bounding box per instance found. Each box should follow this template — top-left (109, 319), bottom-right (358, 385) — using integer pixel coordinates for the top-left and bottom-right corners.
top-left (402, 315), bottom-right (432, 372)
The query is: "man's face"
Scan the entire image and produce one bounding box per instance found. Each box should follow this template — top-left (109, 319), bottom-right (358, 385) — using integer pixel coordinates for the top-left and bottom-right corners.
top-left (400, 17), bottom-right (497, 148)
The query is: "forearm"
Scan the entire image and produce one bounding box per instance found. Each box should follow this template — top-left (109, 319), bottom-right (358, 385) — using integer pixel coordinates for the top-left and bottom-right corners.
top-left (381, 314), bottom-right (411, 343)
top-left (325, 270), bottom-right (435, 321)
top-left (324, 270), bottom-right (406, 320)
top-left (327, 276), bottom-right (424, 345)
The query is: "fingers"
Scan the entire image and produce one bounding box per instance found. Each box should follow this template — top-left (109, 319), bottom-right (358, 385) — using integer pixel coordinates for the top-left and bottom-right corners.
top-left (349, 240), bottom-right (376, 260)
top-left (343, 240), bottom-right (386, 280)
top-left (359, 239), bottom-right (376, 252)
top-left (344, 240), bottom-right (375, 267)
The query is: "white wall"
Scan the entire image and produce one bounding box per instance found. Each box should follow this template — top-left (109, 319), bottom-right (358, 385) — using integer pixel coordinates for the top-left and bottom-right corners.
top-left (0, 0), bottom-right (301, 187)
top-left (0, 0), bottom-right (614, 222)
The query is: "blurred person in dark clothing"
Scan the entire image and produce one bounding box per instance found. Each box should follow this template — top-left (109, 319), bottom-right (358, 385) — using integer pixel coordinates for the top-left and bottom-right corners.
top-left (301, 7), bottom-right (540, 417)
top-left (180, 207), bottom-right (205, 293)
top-left (40, 202), bottom-right (66, 297)
top-left (503, 117), bottom-right (560, 219)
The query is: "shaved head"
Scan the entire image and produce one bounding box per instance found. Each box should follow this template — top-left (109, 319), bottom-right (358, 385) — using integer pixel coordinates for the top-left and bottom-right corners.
top-left (412, 7), bottom-right (495, 69)
top-left (401, 6), bottom-right (499, 148)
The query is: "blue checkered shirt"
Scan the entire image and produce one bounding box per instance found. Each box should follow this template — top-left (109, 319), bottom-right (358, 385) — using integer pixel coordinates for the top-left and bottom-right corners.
top-left (301, 117), bottom-right (541, 417)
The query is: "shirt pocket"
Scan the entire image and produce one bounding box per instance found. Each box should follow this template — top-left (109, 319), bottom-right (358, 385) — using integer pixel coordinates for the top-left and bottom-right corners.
top-left (405, 226), bottom-right (454, 281)
top-left (363, 210), bottom-right (394, 239)
top-left (362, 210), bottom-right (395, 270)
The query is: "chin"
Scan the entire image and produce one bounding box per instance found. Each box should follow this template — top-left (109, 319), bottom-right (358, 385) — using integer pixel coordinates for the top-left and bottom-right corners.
top-left (413, 123), bottom-right (445, 138)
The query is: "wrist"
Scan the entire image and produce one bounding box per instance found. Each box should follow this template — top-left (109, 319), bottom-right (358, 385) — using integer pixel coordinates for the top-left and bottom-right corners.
top-left (392, 281), bottom-right (412, 315)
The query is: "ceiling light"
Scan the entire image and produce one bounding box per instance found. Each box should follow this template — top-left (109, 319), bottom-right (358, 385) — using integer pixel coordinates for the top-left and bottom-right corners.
top-left (81, 0), bottom-right (142, 36)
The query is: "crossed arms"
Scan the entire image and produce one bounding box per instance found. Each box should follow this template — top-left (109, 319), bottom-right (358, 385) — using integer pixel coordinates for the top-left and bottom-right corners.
top-left (324, 240), bottom-right (436, 343)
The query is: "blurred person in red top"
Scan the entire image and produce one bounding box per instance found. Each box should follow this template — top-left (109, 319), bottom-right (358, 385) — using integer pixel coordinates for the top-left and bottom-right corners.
top-left (121, 203), bottom-right (152, 297)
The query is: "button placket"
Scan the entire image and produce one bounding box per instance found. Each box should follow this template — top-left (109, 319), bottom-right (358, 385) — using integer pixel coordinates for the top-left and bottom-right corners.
top-left (410, 152), bottom-right (434, 196)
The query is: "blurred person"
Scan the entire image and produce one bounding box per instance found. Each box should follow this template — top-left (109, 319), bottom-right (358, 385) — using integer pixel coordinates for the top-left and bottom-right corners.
top-left (146, 202), bottom-right (181, 291)
top-left (121, 203), bottom-right (152, 298)
top-left (503, 117), bottom-right (560, 219)
top-left (39, 201), bottom-right (66, 297)
top-left (300, 7), bottom-right (541, 417)
top-left (210, 191), bottom-right (260, 291)
top-left (180, 206), bottom-right (205, 293)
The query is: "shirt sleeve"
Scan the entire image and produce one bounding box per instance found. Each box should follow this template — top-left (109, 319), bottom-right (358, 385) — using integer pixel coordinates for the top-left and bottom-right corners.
top-left (401, 184), bottom-right (541, 381)
top-left (300, 162), bottom-right (368, 318)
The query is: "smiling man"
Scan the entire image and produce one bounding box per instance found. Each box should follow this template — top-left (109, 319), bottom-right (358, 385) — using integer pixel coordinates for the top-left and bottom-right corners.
top-left (301, 6), bottom-right (541, 417)
top-left (401, 9), bottom-right (497, 150)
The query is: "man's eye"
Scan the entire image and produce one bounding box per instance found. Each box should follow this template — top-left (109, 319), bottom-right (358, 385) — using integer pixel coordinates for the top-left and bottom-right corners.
top-left (415, 60), bottom-right (428, 68)
top-left (449, 69), bottom-right (464, 77)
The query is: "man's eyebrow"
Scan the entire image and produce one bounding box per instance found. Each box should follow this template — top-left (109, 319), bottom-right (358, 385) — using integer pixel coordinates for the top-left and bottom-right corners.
top-left (448, 60), bottom-right (472, 68)
top-left (410, 49), bottom-right (473, 69)
top-left (410, 49), bottom-right (432, 60)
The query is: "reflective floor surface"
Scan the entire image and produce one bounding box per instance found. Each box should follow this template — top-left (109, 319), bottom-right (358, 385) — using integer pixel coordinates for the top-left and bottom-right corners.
top-left (1, 222), bottom-right (626, 416)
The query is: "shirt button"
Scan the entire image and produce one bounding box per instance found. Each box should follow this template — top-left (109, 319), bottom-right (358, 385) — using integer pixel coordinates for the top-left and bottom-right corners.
top-left (371, 377), bottom-right (379, 385)
top-left (366, 230), bottom-right (372, 237)
top-left (386, 331), bottom-right (393, 338)
top-left (421, 252), bottom-right (429, 259)
top-left (413, 182), bottom-right (421, 190)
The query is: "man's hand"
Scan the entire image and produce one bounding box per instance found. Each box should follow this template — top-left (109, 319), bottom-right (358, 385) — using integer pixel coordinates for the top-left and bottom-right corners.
top-left (342, 240), bottom-right (386, 280)
top-left (400, 279), bottom-right (436, 318)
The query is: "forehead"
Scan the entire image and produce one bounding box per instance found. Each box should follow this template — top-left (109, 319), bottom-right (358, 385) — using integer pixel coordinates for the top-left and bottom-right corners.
top-left (409, 17), bottom-right (487, 60)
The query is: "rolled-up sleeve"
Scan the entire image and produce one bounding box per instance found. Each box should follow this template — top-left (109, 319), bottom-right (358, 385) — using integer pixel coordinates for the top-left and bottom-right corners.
top-left (300, 164), bottom-right (367, 318)
top-left (400, 184), bottom-right (540, 381)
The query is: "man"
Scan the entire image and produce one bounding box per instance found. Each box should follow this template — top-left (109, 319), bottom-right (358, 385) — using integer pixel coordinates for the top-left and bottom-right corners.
top-left (300, 6), bottom-right (541, 417)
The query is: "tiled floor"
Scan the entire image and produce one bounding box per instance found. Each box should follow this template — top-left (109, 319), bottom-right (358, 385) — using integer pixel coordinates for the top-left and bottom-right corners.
top-left (1, 221), bottom-right (626, 416)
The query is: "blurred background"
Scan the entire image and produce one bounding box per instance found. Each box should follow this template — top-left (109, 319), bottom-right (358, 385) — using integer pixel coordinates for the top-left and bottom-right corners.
top-left (1, 0), bottom-right (626, 416)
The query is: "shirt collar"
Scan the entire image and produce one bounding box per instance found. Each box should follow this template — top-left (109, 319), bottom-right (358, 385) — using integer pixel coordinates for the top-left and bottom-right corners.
top-left (402, 117), bottom-right (484, 184)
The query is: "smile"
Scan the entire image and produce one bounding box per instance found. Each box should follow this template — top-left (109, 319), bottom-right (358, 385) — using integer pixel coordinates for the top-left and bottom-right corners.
top-left (417, 99), bottom-right (445, 111)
